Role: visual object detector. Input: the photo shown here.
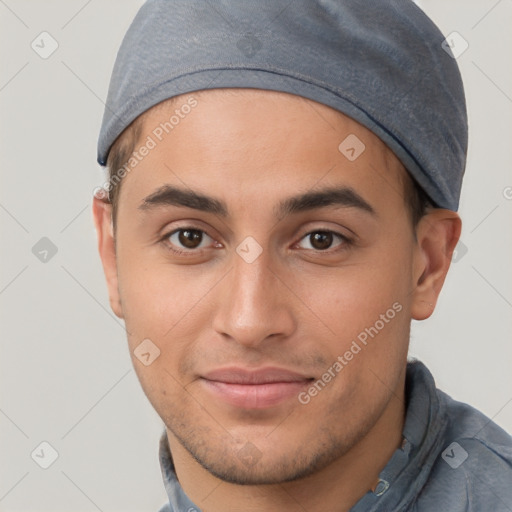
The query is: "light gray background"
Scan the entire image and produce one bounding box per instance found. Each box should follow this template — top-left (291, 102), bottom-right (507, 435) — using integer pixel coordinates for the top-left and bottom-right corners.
top-left (0, 1), bottom-right (511, 511)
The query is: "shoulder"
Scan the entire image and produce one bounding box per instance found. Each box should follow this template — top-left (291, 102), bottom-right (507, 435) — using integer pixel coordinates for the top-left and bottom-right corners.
top-left (415, 389), bottom-right (512, 511)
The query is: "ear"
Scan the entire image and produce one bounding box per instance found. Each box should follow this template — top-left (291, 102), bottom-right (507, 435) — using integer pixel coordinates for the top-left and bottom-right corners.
top-left (92, 193), bottom-right (124, 318)
top-left (411, 209), bottom-right (462, 320)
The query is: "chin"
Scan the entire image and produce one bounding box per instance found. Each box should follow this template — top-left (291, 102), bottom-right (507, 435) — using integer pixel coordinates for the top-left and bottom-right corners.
top-left (176, 427), bottom-right (352, 486)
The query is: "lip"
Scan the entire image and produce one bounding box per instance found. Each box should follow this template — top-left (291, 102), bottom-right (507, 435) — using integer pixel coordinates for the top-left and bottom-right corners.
top-left (200, 367), bottom-right (313, 409)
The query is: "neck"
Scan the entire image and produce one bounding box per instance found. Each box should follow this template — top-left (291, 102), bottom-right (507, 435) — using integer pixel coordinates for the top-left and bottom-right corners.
top-left (168, 372), bottom-right (406, 512)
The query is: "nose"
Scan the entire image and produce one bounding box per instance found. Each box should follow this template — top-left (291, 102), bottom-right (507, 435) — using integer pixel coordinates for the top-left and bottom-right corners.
top-left (211, 247), bottom-right (296, 349)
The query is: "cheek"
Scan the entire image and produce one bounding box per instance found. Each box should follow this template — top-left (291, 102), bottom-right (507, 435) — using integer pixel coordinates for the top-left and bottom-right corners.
top-left (292, 252), bottom-right (411, 426)
top-left (118, 257), bottom-right (194, 333)
top-left (116, 253), bottom-right (224, 377)
top-left (116, 258), bottom-right (216, 411)
top-left (297, 241), bottom-right (413, 367)
top-left (307, 256), bottom-right (409, 328)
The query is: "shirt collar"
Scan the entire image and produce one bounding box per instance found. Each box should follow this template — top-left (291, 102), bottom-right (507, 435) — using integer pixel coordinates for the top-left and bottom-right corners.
top-left (351, 359), bottom-right (449, 510)
top-left (158, 433), bottom-right (198, 511)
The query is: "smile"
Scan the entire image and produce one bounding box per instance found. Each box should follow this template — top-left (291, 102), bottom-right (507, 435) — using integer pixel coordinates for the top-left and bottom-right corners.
top-left (200, 367), bottom-right (313, 409)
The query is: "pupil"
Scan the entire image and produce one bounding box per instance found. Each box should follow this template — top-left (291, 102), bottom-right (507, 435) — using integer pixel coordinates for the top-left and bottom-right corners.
top-left (179, 229), bottom-right (202, 248)
top-left (311, 232), bottom-right (332, 250)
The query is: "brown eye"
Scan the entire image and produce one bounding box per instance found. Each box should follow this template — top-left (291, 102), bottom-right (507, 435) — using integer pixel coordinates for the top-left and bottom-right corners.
top-left (166, 228), bottom-right (213, 251)
top-left (297, 230), bottom-right (349, 251)
top-left (309, 232), bottom-right (333, 250)
top-left (178, 229), bottom-right (203, 248)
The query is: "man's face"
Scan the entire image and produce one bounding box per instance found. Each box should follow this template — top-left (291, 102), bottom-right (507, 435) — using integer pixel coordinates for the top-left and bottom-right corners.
top-left (107, 89), bottom-right (421, 484)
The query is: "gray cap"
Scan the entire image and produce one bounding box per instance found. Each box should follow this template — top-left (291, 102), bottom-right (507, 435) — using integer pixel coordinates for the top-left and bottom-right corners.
top-left (97, 0), bottom-right (468, 210)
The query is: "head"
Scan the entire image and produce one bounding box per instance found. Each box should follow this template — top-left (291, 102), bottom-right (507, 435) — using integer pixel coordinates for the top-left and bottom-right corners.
top-left (93, 87), bottom-right (460, 484)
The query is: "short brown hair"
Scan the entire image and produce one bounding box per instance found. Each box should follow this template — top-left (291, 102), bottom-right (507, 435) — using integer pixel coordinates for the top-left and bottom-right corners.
top-left (105, 114), bottom-right (145, 226)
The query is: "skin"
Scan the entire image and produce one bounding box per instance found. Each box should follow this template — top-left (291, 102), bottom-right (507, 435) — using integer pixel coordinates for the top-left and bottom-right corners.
top-left (93, 88), bottom-right (461, 512)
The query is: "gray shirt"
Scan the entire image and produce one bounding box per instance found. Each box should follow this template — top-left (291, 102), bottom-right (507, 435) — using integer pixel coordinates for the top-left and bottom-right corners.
top-left (157, 360), bottom-right (512, 511)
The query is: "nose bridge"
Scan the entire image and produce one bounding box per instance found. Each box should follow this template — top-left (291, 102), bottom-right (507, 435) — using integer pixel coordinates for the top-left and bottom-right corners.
top-left (212, 246), bottom-right (295, 346)
top-left (233, 254), bottom-right (272, 313)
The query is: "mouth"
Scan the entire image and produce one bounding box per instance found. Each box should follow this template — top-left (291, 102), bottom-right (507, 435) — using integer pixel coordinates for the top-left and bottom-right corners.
top-left (200, 367), bottom-right (314, 409)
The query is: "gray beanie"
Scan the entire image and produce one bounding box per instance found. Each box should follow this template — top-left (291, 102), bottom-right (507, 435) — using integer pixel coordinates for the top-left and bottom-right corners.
top-left (97, 0), bottom-right (468, 210)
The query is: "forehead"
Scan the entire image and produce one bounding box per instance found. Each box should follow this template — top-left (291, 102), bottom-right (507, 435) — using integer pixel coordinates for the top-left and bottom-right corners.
top-left (120, 88), bottom-right (407, 213)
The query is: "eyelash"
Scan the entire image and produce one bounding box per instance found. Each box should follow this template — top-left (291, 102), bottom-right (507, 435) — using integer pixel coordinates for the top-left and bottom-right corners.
top-left (159, 226), bottom-right (353, 256)
top-left (295, 230), bottom-right (353, 253)
top-left (160, 227), bottom-right (217, 257)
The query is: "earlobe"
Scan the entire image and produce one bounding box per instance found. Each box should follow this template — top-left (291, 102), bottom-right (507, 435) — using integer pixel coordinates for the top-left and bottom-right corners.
top-left (410, 210), bottom-right (461, 321)
top-left (92, 195), bottom-right (124, 318)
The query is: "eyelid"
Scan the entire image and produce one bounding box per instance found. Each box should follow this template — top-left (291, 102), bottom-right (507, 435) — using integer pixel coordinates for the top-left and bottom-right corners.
top-left (293, 227), bottom-right (354, 252)
top-left (159, 225), bottom-right (222, 256)
top-left (157, 222), bottom-right (355, 258)
top-left (169, 228), bottom-right (213, 247)
top-left (297, 225), bottom-right (353, 241)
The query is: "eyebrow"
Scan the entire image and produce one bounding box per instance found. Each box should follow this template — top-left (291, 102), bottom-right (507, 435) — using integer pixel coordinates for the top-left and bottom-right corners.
top-left (139, 185), bottom-right (228, 216)
top-left (139, 184), bottom-right (376, 218)
top-left (276, 187), bottom-right (376, 218)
